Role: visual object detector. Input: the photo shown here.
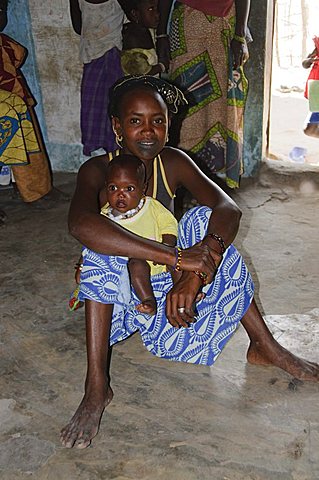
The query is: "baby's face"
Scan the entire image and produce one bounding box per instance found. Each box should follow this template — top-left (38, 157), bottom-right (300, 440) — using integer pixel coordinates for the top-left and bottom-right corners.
top-left (106, 167), bottom-right (144, 213)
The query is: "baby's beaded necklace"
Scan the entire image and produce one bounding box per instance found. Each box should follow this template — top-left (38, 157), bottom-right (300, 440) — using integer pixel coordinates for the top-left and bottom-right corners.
top-left (106, 197), bottom-right (145, 221)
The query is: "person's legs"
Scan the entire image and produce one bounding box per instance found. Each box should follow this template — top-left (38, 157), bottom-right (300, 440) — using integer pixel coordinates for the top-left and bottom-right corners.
top-left (241, 299), bottom-right (319, 381)
top-left (60, 300), bottom-right (114, 448)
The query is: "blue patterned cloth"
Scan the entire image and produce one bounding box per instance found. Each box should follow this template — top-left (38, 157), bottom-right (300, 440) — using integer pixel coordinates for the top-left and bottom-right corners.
top-left (77, 206), bottom-right (254, 366)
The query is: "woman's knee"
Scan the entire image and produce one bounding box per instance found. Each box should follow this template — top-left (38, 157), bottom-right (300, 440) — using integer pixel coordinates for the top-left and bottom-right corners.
top-left (178, 206), bottom-right (212, 247)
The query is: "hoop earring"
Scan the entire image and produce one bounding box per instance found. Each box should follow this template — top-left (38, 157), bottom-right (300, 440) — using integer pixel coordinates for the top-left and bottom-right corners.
top-left (115, 133), bottom-right (123, 148)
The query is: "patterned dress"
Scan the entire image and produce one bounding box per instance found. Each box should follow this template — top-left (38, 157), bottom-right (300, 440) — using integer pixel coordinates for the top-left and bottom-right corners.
top-left (169, 2), bottom-right (249, 188)
top-left (77, 206), bottom-right (254, 366)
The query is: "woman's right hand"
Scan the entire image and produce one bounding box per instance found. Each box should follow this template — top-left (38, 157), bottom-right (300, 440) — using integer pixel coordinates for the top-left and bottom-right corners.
top-left (176, 242), bottom-right (222, 278)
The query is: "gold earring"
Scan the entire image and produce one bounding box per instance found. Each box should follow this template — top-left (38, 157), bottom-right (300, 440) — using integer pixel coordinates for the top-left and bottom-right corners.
top-left (115, 132), bottom-right (123, 147)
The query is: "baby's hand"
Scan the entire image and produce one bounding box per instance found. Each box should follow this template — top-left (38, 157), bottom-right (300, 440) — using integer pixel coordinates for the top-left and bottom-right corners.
top-left (136, 297), bottom-right (157, 316)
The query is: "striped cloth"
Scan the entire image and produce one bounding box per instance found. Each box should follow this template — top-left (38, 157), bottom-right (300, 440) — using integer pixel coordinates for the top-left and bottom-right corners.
top-left (80, 47), bottom-right (123, 156)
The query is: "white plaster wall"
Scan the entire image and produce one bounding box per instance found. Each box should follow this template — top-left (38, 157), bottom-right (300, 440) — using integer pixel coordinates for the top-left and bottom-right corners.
top-left (28, 1), bottom-right (83, 160)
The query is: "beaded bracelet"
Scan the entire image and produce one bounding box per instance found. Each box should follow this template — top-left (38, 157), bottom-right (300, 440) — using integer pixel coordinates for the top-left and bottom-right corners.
top-left (206, 233), bottom-right (226, 254)
top-left (174, 247), bottom-right (182, 271)
top-left (233, 33), bottom-right (246, 44)
top-left (74, 262), bottom-right (83, 271)
top-left (194, 270), bottom-right (208, 286)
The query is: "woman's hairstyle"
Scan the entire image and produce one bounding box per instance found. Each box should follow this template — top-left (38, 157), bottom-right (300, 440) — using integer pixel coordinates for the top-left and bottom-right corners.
top-left (109, 75), bottom-right (187, 117)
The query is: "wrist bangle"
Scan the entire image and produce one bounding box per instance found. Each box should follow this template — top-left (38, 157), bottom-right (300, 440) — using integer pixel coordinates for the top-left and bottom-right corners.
top-left (194, 270), bottom-right (208, 286)
top-left (206, 233), bottom-right (226, 254)
top-left (174, 247), bottom-right (182, 271)
top-left (75, 262), bottom-right (83, 271)
top-left (233, 33), bottom-right (246, 44)
top-left (158, 62), bottom-right (166, 73)
top-left (156, 34), bottom-right (169, 39)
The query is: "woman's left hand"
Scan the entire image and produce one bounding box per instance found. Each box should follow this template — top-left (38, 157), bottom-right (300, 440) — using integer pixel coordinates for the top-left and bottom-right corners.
top-left (165, 271), bottom-right (203, 328)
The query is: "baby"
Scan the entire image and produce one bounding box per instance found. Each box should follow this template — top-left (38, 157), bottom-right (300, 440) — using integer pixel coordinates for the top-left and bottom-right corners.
top-left (72, 153), bottom-right (178, 315)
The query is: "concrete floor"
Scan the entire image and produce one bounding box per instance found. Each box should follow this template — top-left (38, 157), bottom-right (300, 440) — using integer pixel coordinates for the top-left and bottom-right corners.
top-left (0, 164), bottom-right (319, 480)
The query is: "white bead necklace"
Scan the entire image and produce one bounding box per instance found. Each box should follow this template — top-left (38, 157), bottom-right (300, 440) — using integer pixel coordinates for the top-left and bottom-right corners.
top-left (106, 197), bottom-right (145, 221)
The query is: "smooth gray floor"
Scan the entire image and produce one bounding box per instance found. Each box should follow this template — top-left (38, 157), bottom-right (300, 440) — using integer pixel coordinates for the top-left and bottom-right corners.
top-left (0, 167), bottom-right (318, 480)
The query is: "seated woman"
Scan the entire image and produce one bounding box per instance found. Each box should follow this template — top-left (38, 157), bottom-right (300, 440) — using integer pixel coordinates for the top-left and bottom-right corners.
top-left (61, 75), bottom-right (319, 449)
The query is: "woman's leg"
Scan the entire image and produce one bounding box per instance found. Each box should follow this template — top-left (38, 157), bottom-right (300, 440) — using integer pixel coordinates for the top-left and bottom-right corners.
top-left (242, 299), bottom-right (319, 381)
top-left (60, 300), bottom-right (114, 448)
top-left (178, 206), bottom-right (319, 380)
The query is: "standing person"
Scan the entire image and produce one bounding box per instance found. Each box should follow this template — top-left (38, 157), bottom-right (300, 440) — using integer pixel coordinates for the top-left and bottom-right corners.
top-left (60, 75), bottom-right (319, 450)
top-left (157, 0), bottom-right (251, 188)
top-left (119, 0), bottom-right (166, 76)
top-left (69, 0), bottom-right (124, 156)
top-left (302, 35), bottom-right (319, 138)
top-left (0, 0), bottom-right (52, 203)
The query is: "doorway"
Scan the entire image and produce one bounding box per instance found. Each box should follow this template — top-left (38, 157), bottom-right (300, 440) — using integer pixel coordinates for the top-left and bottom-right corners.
top-left (268, 0), bottom-right (319, 165)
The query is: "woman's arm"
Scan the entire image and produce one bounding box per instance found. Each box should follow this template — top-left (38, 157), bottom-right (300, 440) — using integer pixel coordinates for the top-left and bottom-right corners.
top-left (163, 148), bottom-right (241, 327)
top-left (234, 0), bottom-right (250, 37)
top-left (163, 148), bottom-right (242, 247)
top-left (231, 0), bottom-right (251, 68)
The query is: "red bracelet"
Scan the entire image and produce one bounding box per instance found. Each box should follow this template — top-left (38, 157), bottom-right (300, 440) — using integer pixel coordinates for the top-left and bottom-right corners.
top-left (194, 270), bottom-right (208, 286)
top-left (174, 247), bottom-right (182, 271)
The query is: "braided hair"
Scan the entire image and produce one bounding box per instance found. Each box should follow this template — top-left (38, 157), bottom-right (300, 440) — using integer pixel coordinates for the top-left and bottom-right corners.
top-left (109, 75), bottom-right (187, 118)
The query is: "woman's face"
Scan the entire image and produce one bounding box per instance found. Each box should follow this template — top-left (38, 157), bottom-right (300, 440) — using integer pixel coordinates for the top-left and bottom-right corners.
top-left (112, 88), bottom-right (169, 163)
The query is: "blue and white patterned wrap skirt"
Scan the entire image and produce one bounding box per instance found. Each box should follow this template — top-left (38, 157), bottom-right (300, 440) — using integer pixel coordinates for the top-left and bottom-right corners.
top-left (77, 206), bottom-right (254, 366)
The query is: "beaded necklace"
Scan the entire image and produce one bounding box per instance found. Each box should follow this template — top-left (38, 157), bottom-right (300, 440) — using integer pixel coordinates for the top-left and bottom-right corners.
top-left (106, 197), bottom-right (145, 221)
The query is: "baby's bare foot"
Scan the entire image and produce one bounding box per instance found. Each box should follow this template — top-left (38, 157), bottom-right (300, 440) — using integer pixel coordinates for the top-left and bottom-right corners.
top-left (136, 297), bottom-right (157, 315)
top-left (60, 386), bottom-right (113, 448)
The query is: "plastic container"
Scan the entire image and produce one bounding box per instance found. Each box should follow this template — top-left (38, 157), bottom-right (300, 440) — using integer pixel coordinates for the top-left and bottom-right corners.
top-left (0, 165), bottom-right (11, 185)
top-left (288, 146), bottom-right (307, 164)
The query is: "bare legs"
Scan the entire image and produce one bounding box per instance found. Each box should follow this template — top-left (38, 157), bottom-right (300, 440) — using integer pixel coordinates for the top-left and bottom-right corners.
top-left (60, 301), bottom-right (114, 448)
top-left (60, 296), bottom-right (318, 449)
top-left (242, 299), bottom-right (319, 381)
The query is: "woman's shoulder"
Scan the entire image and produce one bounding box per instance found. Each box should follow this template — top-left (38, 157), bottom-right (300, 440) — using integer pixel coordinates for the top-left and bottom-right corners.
top-left (161, 146), bottom-right (195, 168)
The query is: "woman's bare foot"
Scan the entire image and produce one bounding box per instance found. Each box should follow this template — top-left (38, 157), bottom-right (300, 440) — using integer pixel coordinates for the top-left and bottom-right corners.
top-left (247, 340), bottom-right (319, 382)
top-left (60, 385), bottom-right (113, 448)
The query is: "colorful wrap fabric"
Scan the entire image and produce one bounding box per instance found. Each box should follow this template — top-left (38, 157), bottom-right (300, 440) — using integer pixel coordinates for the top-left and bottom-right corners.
top-left (0, 33), bottom-right (51, 201)
top-left (169, 3), bottom-right (248, 188)
top-left (0, 90), bottom-right (39, 166)
top-left (74, 206), bottom-right (254, 366)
